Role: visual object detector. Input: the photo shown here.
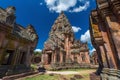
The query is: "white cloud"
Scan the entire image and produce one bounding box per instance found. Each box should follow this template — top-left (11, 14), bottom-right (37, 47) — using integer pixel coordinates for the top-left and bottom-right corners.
top-left (44, 0), bottom-right (90, 13)
top-left (45, 0), bottom-right (56, 5)
top-left (80, 30), bottom-right (96, 55)
top-left (34, 49), bottom-right (42, 52)
top-left (90, 48), bottom-right (96, 54)
top-left (72, 26), bottom-right (81, 33)
top-left (69, 1), bottom-right (90, 13)
top-left (40, 3), bottom-right (43, 5)
top-left (80, 30), bottom-right (90, 43)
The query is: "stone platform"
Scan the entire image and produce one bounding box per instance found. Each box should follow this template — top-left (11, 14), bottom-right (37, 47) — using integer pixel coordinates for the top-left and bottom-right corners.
top-left (90, 72), bottom-right (100, 80)
top-left (101, 68), bottom-right (120, 80)
top-left (2, 71), bottom-right (39, 80)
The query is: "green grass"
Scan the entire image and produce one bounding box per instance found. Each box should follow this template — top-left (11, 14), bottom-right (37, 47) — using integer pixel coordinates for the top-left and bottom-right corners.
top-left (24, 69), bottom-right (96, 80)
top-left (25, 74), bottom-right (60, 80)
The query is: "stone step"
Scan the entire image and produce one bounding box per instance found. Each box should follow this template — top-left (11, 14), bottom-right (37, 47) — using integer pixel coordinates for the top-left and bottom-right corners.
top-left (2, 71), bottom-right (39, 80)
top-left (90, 73), bottom-right (100, 80)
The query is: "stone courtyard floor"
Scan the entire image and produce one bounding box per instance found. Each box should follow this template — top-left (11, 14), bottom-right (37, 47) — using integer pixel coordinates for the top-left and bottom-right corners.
top-left (20, 69), bottom-right (96, 80)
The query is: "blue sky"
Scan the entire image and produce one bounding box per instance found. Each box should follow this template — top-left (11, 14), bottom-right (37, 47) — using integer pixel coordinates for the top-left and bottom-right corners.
top-left (0, 0), bottom-right (96, 54)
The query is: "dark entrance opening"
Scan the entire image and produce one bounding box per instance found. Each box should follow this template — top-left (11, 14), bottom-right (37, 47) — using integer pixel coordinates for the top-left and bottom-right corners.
top-left (56, 53), bottom-right (60, 62)
top-left (82, 54), bottom-right (85, 62)
top-left (48, 53), bottom-right (52, 64)
top-left (63, 52), bottom-right (66, 62)
top-left (20, 52), bottom-right (26, 64)
top-left (2, 50), bottom-right (14, 65)
top-left (34, 57), bottom-right (41, 63)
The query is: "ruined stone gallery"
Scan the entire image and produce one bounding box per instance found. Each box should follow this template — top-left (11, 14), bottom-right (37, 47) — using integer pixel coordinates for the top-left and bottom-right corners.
top-left (0, 6), bottom-right (38, 77)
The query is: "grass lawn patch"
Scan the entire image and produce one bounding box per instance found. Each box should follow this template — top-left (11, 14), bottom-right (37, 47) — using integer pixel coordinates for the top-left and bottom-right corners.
top-left (24, 74), bottom-right (60, 80)
top-left (24, 69), bottom-right (96, 80)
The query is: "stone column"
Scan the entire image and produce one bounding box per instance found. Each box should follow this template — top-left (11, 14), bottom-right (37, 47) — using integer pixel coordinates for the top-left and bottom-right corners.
top-left (99, 45), bottom-right (108, 68)
top-left (17, 51), bottom-right (23, 64)
top-left (54, 51), bottom-right (57, 63)
top-left (51, 53), bottom-right (54, 64)
top-left (15, 50), bottom-right (21, 64)
top-left (77, 54), bottom-right (79, 63)
top-left (65, 35), bottom-right (69, 60)
top-left (105, 17), bottom-right (119, 69)
top-left (60, 51), bottom-right (63, 63)
top-left (42, 53), bottom-right (48, 65)
top-left (71, 54), bottom-right (74, 62)
top-left (79, 53), bottom-right (82, 64)
top-left (104, 43), bottom-right (117, 69)
top-left (25, 47), bottom-right (31, 67)
top-left (11, 51), bottom-right (17, 65)
top-left (45, 54), bottom-right (48, 64)
top-left (85, 52), bottom-right (90, 64)
top-left (95, 45), bottom-right (104, 75)
top-left (0, 48), bottom-right (4, 64)
top-left (12, 50), bottom-right (18, 65)
top-left (41, 54), bottom-right (44, 63)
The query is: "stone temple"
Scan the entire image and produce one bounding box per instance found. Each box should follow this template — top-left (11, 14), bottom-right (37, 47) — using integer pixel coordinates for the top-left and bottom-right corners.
top-left (42, 12), bottom-right (90, 69)
top-left (0, 6), bottom-right (38, 77)
top-left (90, 0), bottom-right (120, 80)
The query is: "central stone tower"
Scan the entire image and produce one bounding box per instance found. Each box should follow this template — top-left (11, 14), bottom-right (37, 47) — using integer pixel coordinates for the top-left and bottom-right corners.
top-left (42, 12), bottom-right (90, 69)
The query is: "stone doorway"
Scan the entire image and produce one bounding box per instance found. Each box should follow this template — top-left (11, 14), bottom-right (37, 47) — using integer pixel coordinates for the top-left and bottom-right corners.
top-left (20, 52), bottom-right (26, 64)
top-left (56, 53), bottom-right (60, 62)
top-left (48, 53), bottom-right (52, 64)
top-left (2, 50), bottom-right (14, 65)
top-left (63, 52), bottom-right (66, 62)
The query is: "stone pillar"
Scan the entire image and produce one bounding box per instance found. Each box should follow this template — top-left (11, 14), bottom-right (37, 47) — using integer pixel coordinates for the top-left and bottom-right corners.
top-left (42, 53), bottom-right (48, 65)
top-left (53, 52), bottom-right (56, 63)
top-left (104, 43), bottom-right (118, 69)
top-left (12, 50), bottom-right (18, 65)
top-left (85, 52), bottom-right (90, 64)
top-left (25, 47), bottom-right (31, 67)
top-left (15, 50), bottom-right (21, 64)
top-left (11, 51), bottom-right (17, 65)
top-left (17, 51), bottom-right (23, 64)
top-left (79, 53), bottom-right (82, 64)
top-left (0, 48), bottom-right (4, 64)
top-left (45, 54), bottom-right (48, 64)
top-left (95, 46), bottom-right (104, 75)
top-left (99, 45), bottom-right (108, 68)
top-left (71, 54), bottom-right (74, 62)
top-left (60, 51), bottom-right (63, 63)
top-left (51, 53), bottom-right (54, 63)
top-left (77, 54), bottom-right (79, 63)
top-left (41, 54), bottom-right (44, 63)
top-left (65, 35), bottom-right (69, 60)
top-left (105, 17), bottom-right (119, 69)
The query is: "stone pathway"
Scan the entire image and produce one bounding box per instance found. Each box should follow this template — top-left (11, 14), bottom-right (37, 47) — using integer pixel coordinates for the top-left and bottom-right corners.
top-left (46, 71), bottom-right (80, 75)
top-left (46, 70), bottom-right (96, 75)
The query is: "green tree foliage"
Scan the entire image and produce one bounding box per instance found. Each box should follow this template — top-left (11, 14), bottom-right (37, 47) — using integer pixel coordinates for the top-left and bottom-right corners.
top-left (34, 51), bottom-right (42, 56)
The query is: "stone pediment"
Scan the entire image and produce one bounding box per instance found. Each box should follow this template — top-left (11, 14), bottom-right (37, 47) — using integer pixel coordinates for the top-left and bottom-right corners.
top-left (13, 24), bottom-right (38, 41)
top-left (0, 6), bottom-right (16, 26)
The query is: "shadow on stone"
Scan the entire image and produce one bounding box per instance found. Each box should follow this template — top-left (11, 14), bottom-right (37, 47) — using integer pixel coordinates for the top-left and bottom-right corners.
top-left (73, 74), bottom-right (83, 79)
top-left (70, 77), bottom-right (76, 80)
top-left (49, 73), bottom-right (54, 76)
